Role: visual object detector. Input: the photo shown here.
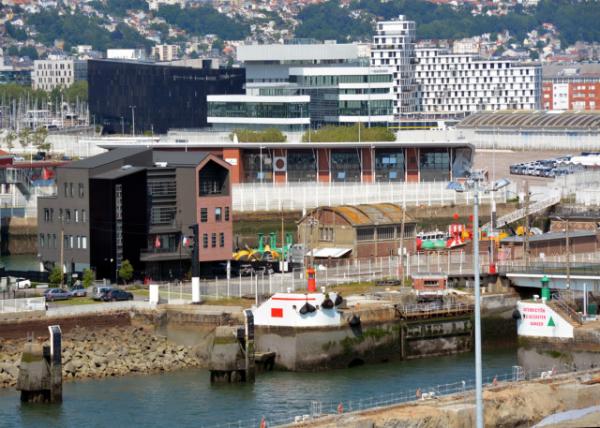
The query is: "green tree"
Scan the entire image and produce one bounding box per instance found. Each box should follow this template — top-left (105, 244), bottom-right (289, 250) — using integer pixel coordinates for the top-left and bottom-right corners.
top-left (302, 124), bottom-right (395, 142)
top-left (118, 259), bottom-right (134, 284)
top-left (49, 266), bottom-right (63, 286)
top-left (82, 268), bottom-right (95, 288)
top-left (31, 127), bottom-right (50, 152)
top-left (18, 128), bottom-right (31, 150)
top-left (3, 130), bottom-right (17, 150)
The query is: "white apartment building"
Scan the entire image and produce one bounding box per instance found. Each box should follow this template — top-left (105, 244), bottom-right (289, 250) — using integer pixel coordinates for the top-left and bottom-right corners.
top-left (31, 59), bottom-right (87, 91)
top-left (106, 49), bottom-right (147, 61)
top-left (152, 44), bottom-right (179, 62)
top-left (370, 15), bottom-right (419, 116)
top-left (415, 48), bottom-right (541, 114)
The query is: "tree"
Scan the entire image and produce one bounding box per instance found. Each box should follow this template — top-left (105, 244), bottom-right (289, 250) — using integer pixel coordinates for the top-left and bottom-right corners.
top-left (3, 131), bottom-right (17, 151)
top-left (82, 268), bottom-right (95, 288)
top-left (49, 266), bottom-right (63, 286)
top-left (18, 128), bottom-right (31, 150)
top-left (31, 127), bottom-right (50, 152)
top-left (118, 259), bottom-right (134, 284)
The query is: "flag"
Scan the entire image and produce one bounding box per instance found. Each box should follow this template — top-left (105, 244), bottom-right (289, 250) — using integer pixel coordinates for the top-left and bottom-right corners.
top-left (154, 236), bottom-right (161, 248)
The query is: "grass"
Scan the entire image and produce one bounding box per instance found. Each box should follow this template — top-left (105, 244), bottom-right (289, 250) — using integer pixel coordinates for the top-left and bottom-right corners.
top-left (131, 289), bottom-right (150, 297)
top-left (202, 296), bottom-right (253, 308)
top-left (50, 297), bottom-right (100, 306)
top-left (328, 281), bottom-right (380, 295)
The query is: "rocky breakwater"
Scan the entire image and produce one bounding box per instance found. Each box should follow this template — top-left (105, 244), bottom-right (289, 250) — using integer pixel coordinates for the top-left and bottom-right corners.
top-left (0, 325), bottom-right (203, 388)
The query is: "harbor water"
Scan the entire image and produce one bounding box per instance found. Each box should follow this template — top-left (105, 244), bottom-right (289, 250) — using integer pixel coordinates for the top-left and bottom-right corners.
top-left (0, 347), bottom-right (518, 427)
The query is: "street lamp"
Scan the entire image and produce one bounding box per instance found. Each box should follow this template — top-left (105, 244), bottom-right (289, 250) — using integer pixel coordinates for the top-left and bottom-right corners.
top-left (129, 105), bottom-right (136, 137)
top-left (447, 175), bottom-right (510, 428)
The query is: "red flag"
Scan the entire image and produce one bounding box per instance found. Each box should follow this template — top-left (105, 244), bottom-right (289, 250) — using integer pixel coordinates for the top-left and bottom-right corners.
top-left (154, 236), bottom-right (161, 248)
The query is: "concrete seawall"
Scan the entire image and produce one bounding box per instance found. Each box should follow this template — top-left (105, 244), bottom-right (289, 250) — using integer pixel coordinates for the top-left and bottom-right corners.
top-left (295, 369), bottom-right (600, 428)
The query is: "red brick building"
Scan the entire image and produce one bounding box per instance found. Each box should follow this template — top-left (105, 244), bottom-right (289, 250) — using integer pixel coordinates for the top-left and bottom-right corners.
top-left (542, 64), bottom-right (600, 111)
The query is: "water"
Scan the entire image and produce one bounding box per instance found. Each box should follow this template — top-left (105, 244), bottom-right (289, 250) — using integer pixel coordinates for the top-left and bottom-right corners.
top-left (0, 347), bottom-right (517, 427)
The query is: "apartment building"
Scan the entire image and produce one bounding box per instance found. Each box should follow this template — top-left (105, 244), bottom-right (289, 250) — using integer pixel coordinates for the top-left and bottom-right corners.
top-left (152, 44), bottom-right (180, 62)
top-left (37, 147), bottom-right (233, 281)
top-left (370, 15), bottom-right (419, 116)
top-left (31, 59), bottom-right (87, 91)
top-left (542, 64), bottom-right (600, 111)
top-left (415, 47), bottom-right (541, 114)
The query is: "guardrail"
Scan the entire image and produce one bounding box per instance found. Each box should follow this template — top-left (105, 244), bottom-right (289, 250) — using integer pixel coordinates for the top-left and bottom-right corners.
top-left (0, 297), bottom-right (45, 313)
top-left (211, 363), bottom-right (587, 428)
top-left (396, 302), bottom-right (474, 318)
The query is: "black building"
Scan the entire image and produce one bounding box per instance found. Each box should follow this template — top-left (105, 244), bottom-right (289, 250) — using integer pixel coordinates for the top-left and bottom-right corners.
top-left (88, 60), bottom-right (245, 135)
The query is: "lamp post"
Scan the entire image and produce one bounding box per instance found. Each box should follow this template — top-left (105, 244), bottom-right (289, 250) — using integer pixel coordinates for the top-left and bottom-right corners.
top-left (129, 105), bottom-right (136, 136)
top-left (448, 174), bottom-right (510, 428)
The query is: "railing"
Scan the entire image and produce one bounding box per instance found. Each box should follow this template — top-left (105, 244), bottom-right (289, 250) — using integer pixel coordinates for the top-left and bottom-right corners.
top-left (211, 363), bottom-right (587, 428)
top-left (483, 193), bottom-right (561, 229)
top-left (551, 294), bottom-right (583, 325)
top-left (397, 302), bottom-right (474, 318)
top-left (0, 297), bottom-right (46, 313)
top-left (232, 181), bottom-right (512, 212)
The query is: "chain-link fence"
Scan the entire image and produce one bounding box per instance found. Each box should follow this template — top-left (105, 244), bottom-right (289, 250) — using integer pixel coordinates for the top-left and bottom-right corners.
top-left (208, 363), bottom-right (586, 428)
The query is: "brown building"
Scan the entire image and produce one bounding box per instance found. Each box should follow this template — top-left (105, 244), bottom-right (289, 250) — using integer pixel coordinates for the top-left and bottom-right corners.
top-left (298, 203), bottom-right (416, 261)
top-left (38, 147), bottom-right (232, 281)
top-left (500, 230), bottom-right (599, 260)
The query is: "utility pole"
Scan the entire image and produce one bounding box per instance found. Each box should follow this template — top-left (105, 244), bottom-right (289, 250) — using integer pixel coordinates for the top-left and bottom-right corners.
top-left (565, 217), bottom-right (571, 293)
top-left (59, 228), bottom-right (64, 287)
top-left (523, 180), bottom-right (530, 268)
top-left (398, 198), bottom-right (406, 283)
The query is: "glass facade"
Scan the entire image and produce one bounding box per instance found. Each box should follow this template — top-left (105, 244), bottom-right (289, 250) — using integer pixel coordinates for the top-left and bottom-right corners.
top-left (290, 73), bottom-right (392, 86)
top-left (208, 101), bottom-right (308, 119)
top-left (375, 149), bottom-right (405, 182)
top-left (331, 150), bottom-right (361, 182)
top-left (287, 150), bottom-right (317, 182)
top-left (243, 149), bottom-right (273, 183)
top-left (419, 148), bottom-right (450, 182)
top-left (338, 100), bottom-right (392, 116)
top-left (88, 60), bottom-right (245, 134)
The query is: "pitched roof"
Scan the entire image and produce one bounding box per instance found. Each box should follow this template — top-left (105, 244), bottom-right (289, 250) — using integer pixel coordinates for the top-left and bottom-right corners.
top-left (304, 203), bottom-right (414, 227)
top-left (63, 147), bottom-right (149, 169)
top-left (152, 151), bottom-right (209, 167)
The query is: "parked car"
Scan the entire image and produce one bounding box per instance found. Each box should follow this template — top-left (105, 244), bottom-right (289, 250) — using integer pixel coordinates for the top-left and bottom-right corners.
top-left (101, 289), bottom-right (133, 302)
top-left (44, 288), bottom-right (72, 301)
top-left (92, 286), bottom-right (113, 301)
top-left (70, 284), bottom-right (87, 297)
top-left (14, 277), bottom-right (32, 289)
top-left (239, 264), bottom-right (254, 277)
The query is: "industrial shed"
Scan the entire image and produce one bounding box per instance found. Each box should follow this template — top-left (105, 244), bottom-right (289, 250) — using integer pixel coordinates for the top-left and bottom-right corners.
top-left (298, 203), bottom-right (416, 260)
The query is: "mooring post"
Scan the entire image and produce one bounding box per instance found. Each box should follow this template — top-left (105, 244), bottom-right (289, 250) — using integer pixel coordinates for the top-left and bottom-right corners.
top-left (244, 309), bottom-right (256, 383)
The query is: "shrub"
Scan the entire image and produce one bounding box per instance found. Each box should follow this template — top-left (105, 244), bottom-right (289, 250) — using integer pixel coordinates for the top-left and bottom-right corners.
top-left (230, 128), bottom-right (287, 142)
top-left (302, 123), bottom-right (395, 142)
top-left (49, 266), bottom-right (63, 286)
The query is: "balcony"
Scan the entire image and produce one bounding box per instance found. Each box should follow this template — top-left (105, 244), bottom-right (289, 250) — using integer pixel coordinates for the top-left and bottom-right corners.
top-left (140, 247), bottom-right (191, 262)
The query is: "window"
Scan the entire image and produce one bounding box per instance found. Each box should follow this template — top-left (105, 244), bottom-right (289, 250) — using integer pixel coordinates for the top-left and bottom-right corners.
top-left (215, 207), bottom-right (222, 222)
top-left (76, 236), bottom-right (81, 249)
top-left (78, 183), bottom-right (84, 198)
top-left (357, 228), bottom-right (374, 241)
top-left (377, 227), bottom-right (395, 240)
top-left (81, 236), bottom-right (87, 250)
top-left (44, 208), bottom-right (51, 222)
top-left (65, 209), bottom-right (71, 223)
top-left (69, 235), bottom-right (74, 249)
top-left (319, 227), bottom-right (334, 241)
top-left (64, 182), bottom-right (68, 197)
top-left (225, 207), bottom-right (230, 221)
top-left (39, 233), bottom-right (45, 248)
top-left (53, 234), bottom-right (57, 249)
top-left (74, 209), bottom-right (79, 223)
top-left (219, 232), bottom-right (225, 247)
top-left (69, 183), bottom-right (74, 198)
top-left (64, 235), bottom-right (69, 249)
top-left (202, 233), bottom-right (208, 248)
top-left (211, 233), bottom-right (216, 248)
top-left (200, 208), bottom-right (208, 222)
top-left (82, 209), bottom-right (86, 223)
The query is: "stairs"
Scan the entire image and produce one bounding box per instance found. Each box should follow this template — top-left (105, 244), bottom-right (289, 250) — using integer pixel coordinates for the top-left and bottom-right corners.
top-left (483, 193), bottom-right (561, 230)
top-left (547, 299), bottom-right (583, 327)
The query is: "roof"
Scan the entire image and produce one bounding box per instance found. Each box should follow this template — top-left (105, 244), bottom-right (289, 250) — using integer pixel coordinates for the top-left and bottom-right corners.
top-left (543, 63), bottom-right (600, 80)
top-left (64, 147), bottom-right (149, 169)
top-left (304, 203), bottom-right (414, 227)
top-left (92, 166), bottom-right (145, 180)
top-left (152, 151), bottom-right (209, 167)
top-left (457, 111), bottom-right (600, 131)
top-left (501, 230), bottom-right (597, 244)
top-left (307, 248), bottom-right (352, 258)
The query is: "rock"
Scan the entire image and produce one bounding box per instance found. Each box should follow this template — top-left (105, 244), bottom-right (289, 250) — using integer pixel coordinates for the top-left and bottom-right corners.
top-left (92, 356), bottom-right (108, 367)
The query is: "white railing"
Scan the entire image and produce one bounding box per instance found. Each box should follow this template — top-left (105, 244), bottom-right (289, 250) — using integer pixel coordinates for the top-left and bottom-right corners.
top-left (232, 181), bottom-right (512, 212)
top-left (0, 297), bottom-right (46, 313)
top-left (46, 300), bottom-right (156, 317)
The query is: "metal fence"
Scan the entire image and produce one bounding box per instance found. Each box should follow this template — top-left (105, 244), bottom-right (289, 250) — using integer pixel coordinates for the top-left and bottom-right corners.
top-left (0, 296), bottom-right (45, 313)
top-left (210, 363), bottom-right (586, 428)
top-left (232, 181), bottom-right (511, 212)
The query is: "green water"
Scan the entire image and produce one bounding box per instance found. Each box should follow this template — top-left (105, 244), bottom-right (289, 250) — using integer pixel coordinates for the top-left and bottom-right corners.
top-left (0, 347), bottom-right (518, 428)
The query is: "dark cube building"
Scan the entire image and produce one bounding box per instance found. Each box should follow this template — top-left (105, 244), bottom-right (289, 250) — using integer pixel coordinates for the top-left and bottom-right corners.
top-left (88, 60), bottom-right (245, 135)
top-left (37, 147), bottom-right (233, 281)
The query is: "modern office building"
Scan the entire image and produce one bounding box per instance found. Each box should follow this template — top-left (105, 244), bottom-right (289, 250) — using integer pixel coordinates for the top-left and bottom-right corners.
top-left (207, 66), bottom-right (394, 131)
top-left (371, 15), bottom-right (419, 116)
top-left (106, 49), bottom-right (147, 61)
top-left (237, 41), bottom-right (365, 84)
top-left (542, 63), bottom-right (600, 111)
top-left (97, 136), bottom-right (474, 185)
top-left (87, 59), bottom-right (245, 135)
top-left (0, 67), bottom-right (32, 86)
top-left (37, 147), bottom-right (233, 281)
top-left (414, 47), bottom-right (541, 114)
top-left (31, 58), bottom-right (87, 91)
